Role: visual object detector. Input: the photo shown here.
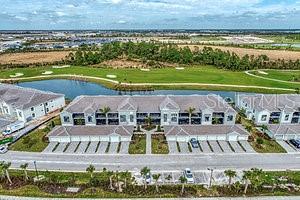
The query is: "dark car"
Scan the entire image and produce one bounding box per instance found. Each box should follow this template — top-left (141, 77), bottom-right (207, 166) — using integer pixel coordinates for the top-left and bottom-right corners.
top-left (190, 138), bottom-right (199, 148)
top-left (289, 139), bottom-right (300, 149)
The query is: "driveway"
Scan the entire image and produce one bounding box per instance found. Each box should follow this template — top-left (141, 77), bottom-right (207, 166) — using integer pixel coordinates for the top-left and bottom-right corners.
top-left (65, 142), bottom-right (79, 153)
top-left (277, 141), bottom-right (300, 153)
top-left (96, 141), bottom-right (108, 154)
top-left (119, 141), bottom-right (130, 154)
top-left (168, 141), bottom-right (178, 154)
top-left (53, 142), bottom-right (68, 153)
top-left (86, 141), bottom-right (99, 154)
top-left (208, 141), bottom-right (223, 153)
top-left (178, 142), bottom-right (190, 153)
top-left (107, 142), bottom-right (119, 154)
top-left (42, 142), bottom-right (58, 153)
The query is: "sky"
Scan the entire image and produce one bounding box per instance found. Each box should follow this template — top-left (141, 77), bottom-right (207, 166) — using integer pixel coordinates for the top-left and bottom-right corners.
top-left (0, 0), bottom-right (300, 30)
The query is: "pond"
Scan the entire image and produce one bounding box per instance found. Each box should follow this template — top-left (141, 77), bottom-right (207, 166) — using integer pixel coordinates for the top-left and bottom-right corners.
top-left (270, 43), bottom-right (300, 48)
top-left (17, 79), bottom-right (239, 100)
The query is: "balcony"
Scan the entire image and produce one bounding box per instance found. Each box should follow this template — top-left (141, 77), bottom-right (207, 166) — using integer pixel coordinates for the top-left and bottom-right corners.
top-left (72, 113), bottom-right (85, 119)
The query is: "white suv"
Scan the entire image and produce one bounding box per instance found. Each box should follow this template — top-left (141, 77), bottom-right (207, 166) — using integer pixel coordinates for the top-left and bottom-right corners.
top-left (184, 168), bottom-right (194, 184)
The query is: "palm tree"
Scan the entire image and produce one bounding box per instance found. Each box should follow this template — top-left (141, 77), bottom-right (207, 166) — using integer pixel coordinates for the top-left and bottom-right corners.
top-left (242, 170), bottom-right (251, 194)
top-left (152, 173), bottom-right (161, 193)
top-left (224, 169), bottom-right (237, 188)
top-left (1, 162), bottom-right (12, 185)
top-left (185, 107), bottom-right (195, 125)
top-left (179, 175), bottom-right (187, 196)
top-left (20, 163), bottom-right (29, 182)
top-left (99, 106), bottom-right (111, 125)
top-left (145, 116), bottom-right (153, 128)
top-left (86, 164), bottom-right (95, 179)
top-left (140, 166), bottom-right (150, 190)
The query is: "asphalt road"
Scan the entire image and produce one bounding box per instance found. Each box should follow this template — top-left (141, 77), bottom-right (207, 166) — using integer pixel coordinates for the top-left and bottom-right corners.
top-left (1, 151), bottom-right (300, 172)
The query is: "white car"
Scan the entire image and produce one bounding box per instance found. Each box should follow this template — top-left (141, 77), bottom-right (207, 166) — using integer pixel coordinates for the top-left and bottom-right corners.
top-left (184, 168), bottom-right (194, 184)
top-left (145, 172), bottom-right (152, 184)
top-left (0, 145), bottom-right (8, 154)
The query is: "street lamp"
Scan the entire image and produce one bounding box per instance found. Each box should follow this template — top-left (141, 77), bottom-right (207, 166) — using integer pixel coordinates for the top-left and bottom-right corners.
top-left (33, 161), bottom-right (39, 177)
top-left (207, 167), bottom-right (215, 188)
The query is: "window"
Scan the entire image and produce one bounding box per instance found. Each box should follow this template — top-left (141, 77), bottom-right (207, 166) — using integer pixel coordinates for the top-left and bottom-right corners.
top-left (88, 116), bottom-right (93, 123)
top-left (261, 115), bottom-right (267, 121)
top-left (120, 115), bottom-right (126, 122)
top-left (227, 115), bottom-right (233, 121)
top-left (31, 107), bottom-right (34, 111)
top-left (171, 113), bottom-right (177, 122)
top-left (32, 113), bottom-right (35, 118)
top-left (63, 116), bottom-right (70, 123)
top-left (130, 115), bottom-right (134, 122)
top-left (204, 114), bottom-right (210, 122)
top-left (163, 114), bottom-right (168, 122)
top-left (285, 114), bottom-right (289, 121)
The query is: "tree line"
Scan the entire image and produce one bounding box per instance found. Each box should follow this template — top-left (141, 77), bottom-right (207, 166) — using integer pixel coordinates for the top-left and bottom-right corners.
top-left (68, 41), bottom-right (300, 71)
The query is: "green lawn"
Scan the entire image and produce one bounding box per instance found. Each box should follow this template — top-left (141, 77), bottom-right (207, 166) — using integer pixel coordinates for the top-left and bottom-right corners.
top-left (0, 65), bottom-right (298, 93)
top-left (9, 117), bottom-right (61, 152)
top-left (251, 70), bottom-right (300, 82)
top-left (128, 134), bottom-right (146, 154)
top-left (151, 134), bottom-right (169, 154)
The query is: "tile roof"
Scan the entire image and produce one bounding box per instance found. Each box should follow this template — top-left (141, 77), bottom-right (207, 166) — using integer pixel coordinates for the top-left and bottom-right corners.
top-left (0, 83), bottom-right (64, 110)
top-left (47, 125), bottom-right (134, 137)
top-left (267, 124), bottom-right (300, 135)
top-left (64, 95), bottom-right (236, 114)
top-left (164, 124), bottom-right (249, 136)
top-left (238, 94), bottom-right (300, 113)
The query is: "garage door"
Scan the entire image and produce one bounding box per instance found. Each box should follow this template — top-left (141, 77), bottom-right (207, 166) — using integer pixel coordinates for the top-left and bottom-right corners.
top-left (177, 136), bottom-right (188, 142)
top-left (197, 136), bottom-right (207, 141)
top-left (284, 134), bottom-right (296, 140)
top-left (216, 135), bottom-right (226, 141)
top-left (110, 135), bottom-right (120, 142)
top-left (274, 134), bottom-right (284, 140)
top-left (227, 134), bottom-right (238, 141)
top-left (207, 135), bottom-right (217, 141)
top-left (71, 136), bottom-right (81, 142)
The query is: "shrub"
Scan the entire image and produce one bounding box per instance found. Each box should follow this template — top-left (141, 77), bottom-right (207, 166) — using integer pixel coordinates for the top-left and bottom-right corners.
top-left (256, 137), bottom-right (264, 145)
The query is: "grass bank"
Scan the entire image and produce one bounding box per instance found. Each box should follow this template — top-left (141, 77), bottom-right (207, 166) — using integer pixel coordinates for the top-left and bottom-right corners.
top-left (0, 65), bottom-right (299, 93)
top-left (9, 117), bottom-right (61, 152)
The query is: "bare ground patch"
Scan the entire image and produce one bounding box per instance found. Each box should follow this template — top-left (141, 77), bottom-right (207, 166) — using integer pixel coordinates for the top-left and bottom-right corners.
top-left (0, 51), bottom-right (71, 65)
top-left (179, 45), bottom-right (300, 61)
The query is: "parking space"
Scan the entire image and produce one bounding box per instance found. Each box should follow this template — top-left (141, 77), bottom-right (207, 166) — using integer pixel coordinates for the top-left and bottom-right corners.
top-left (208, 141), bottom-right (223, 153)
top-left (199, 141), bottom-right (212, 153)
top-left (277, 140), bottom-right (299, 153)
top-left (42, 142), bottom-right (58, 153)
top-left (239, 141), bottom-right (255, 153)
top-left (178, 142), bottom-right (190, 154)
top-left (86, 141), bottom-right (99, 154)
top-left (65, 141), bottom-right (79, 153)
top-left (97, 141), bottom-right (109, 154)
top-left (229, 141), bottom-right (245, 153)
top-left (167, 140), bottom-right (256, 154)
top-left (108, 142), bottom-right (119, 154)
top-left (218, 141), bottom-right (233, 153)
top-left (136, 170), bottom-right (243, 186)
top-left (53, 142), bottom-right (68, 153)
top-left (119, 141), bottom-right (130, 154)
top-left (75, 141), bottom-right (89, 154)
top-left (168, 141), bottom-right (178, 154)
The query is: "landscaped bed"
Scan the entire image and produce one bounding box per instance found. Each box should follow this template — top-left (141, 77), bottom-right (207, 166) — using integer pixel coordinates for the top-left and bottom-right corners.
top-left (151, 134), bottom-right (169, 154)
top-left (128, 134), bottom-right (146, 154)
top-left (9, 117), bottom-right (61, 152)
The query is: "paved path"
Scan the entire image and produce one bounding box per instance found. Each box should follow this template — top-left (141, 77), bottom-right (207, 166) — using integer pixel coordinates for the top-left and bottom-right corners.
top-left (245, 70), bottom-right (300, 85)
top-left (146, 131), bottom-right (152, 154)
top-left (1, 195), bottom-right (300, 200)
top-left (0, 74), bottom-right (295, 92)
top-left (2, 151), bottom-right (300, 172)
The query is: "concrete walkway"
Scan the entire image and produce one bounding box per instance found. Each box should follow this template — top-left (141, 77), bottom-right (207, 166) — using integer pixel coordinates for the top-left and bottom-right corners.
top-left (0, 195), bottom-right (300, 200)
top-left (146, 131), bottom-right (152, 154)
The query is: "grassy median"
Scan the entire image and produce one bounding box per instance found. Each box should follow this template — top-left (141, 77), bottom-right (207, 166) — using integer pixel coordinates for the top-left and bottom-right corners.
top-left (128, 134), bottom-right (146, 154)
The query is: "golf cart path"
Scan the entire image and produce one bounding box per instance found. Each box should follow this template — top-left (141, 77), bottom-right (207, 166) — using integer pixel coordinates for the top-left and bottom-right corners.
top-left (245, 70), bottom-right (300, 84)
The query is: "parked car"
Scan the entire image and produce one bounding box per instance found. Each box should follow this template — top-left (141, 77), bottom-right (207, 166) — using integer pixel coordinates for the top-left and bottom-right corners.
top-left (145, 172), bottom-right (152, 184)
top-left (289, 139), bottom-right (300, 149)
top-left (0, 145), bottom-right (8, 154)
top-left (184, 168), bottom-right (194, 184)
top-left (190, 138), bottom-right (199, 148)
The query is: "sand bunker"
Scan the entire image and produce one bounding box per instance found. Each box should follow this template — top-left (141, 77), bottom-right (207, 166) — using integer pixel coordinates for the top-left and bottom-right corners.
top-left (141, 68), bottom-right (150, 72)
top-left (52, 65), bottom-right (70, 69)
top-left (106, 74), bottom-right (117, 79)
top-left (10, 73), bottom-right (24, 78)
top-left (42, 71), bottom-right (53, 75)
top-left (176, 67), bottom-right (185, 70)
top-left (258, 70), bottom-right (268, 75)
